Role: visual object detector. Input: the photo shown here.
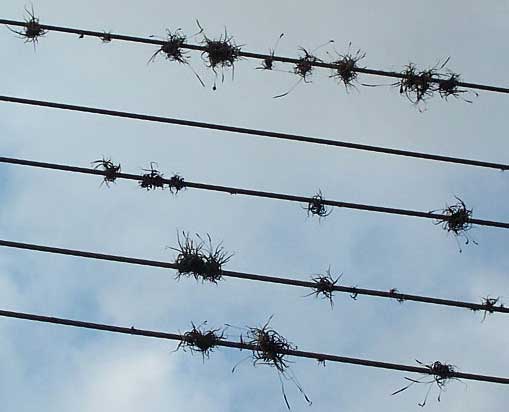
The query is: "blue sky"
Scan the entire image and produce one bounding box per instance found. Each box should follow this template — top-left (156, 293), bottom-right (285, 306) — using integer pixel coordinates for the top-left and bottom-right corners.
top-left (0, 0), bottom-right (508, 410)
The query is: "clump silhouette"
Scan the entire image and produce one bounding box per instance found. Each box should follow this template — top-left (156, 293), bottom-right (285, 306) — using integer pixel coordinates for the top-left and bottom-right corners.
top-left (139, 162), bottom-right (165, 190)
top-left (175, 321), bottom-right (225, 361)
top-left (8, 6), bottom-right (47, 48)
top-left (91, 157), bottom-right (121, 187)
top-left (198, 21), bottom-right (242, 90)
top-left (305, 190), bottom-right (332, 218)
top-left (167, 174), bottom-right (186, 194)
top-left (305, 267), bottom-right (342, 308)
top-left (432, 196), bottom-right (477, 252)
top-left (171, 232), bottom-right (232, 283)
top-left (233, 316), bottom-right (311, 410)
top-left (257, 33), bottom-right (284, 71)
top-left (329, 43), bottom-right (366, 90)
top-left (392, 360), bottom-right (458, 407)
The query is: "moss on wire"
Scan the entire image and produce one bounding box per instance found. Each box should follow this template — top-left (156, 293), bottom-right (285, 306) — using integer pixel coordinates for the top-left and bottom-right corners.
top-left (175, 321), bottom-right (225, 360)
top-left (242, 317), bottom-right (311, 410)
top-left (305, 267), bottom-right (342, 308)
top-left (171, 232), bottom-right (232, 283)
top-left (91, 157), bottom-right (121, 187)
top-left (8, 6), bottom-right (47, 48)
top-left (139, 162), bottom-right (166, 190)
top-left (432, 197), bottom-right (477, 252)
top-left (197, 21), bottom-right (242, 90)
top-left (305, 190), bottom-right (332, 218)
top-left (329, 44), bottom-right (366, 90)
top-left (392, 360), bottom-right (458, 407)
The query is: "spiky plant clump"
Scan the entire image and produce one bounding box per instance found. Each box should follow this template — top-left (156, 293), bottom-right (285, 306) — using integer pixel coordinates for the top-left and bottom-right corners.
top-left (479, 296), bottom-right (503, 321)
top-left (149, 29), bottom-right (188, 64)
top-left (293, 48), bottom-right (321, 82)
top-left (9, 6), bottom-right (47, 48)
top-left (139, 163), bottom-right (165, 190)
top-left (172, 232), bottom-right (232, 283)
top-left (305, 190), bottom-right (332, 218)
top-left (306, 268), bottom-right (341, 308)
top-left (398, 63), bottom-right (439, 105)
top-left (247, 317), bottom-right (294, 373)
top-left (392, 360), bottom-right (457, 407)
top-left (167, 174), bottom-right (186, 194)
top-left (91, 157), bottom-right (121, 187)
top-left (330, 45), bottom-right (365, 90)
top-left (432, 197), bottom-right (477, 252)
top-left (176, 321), bottom-right (225, 360)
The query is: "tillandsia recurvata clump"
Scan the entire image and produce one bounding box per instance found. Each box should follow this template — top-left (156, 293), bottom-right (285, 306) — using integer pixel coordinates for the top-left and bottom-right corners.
top-left (171, 231), bottom-right (232, 284)
top-left (389, 288), bottom-right (405, 303)
top-left (432, 196), bottom-right (477, 252)
top-left (477, 296), bottom-right (503, 322)
top-left (329, 43), bottom-right (366, 90)
top-left (148, 28), bottom-right (205, 87)
top-left (139, 162), bottom-right (166, 190)
top-left (305, 267), bottom-right (342, 308)
top-left (305, 190), bottom-right (332, 219)
top-left (392, 360), bottom-right (458, 407)
top-left (396, 57), bottom-right (474, 109)
top-left (8, 6), bottom-right (47, 48)
top-left (91, 157), bottom-right (121, 187)
top-left (100, 31), bottom-right (112, 43)
top-left (197, 21), bottom-right (242, 90)
top-left (274, 40), bottom-right (333, 98)
top-left (149, 29), bottom-right (188, 64)
top-left (257, 33), bottom-right (284, 71)
top-left (175, 321), bottom-right (225, 361)
top-left (236, 316), bottom-right (311, 410)
top-left (167, 174), bottom-right (186, 194)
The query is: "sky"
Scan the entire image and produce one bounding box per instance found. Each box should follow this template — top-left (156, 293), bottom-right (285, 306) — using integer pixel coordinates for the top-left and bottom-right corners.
top-left (0, 0), bottom-right (508, 411)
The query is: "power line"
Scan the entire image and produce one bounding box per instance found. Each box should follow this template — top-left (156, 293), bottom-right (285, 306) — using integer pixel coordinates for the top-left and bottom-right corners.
top-left (1, 155), bottom-right (508, 229)
top-left (1, 18), bottom-right (508, 95)
top-left (0, 238), bottom-right (506, 314)
top-left (1, 307), bottom-right (508, 384)
top-left (0, 95), bottom-right (508, 172)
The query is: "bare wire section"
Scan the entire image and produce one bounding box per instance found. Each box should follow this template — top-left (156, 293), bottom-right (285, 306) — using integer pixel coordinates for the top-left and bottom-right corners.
top-left (432, 197), bottom-right (477, 252)
top-left (171, 232), bottom-right (232, 283)
top-left (243, 317), bottom-right (312, 410)
top-left (392, 360), bottom-right (458, 407)
top-left (8, 6), bottom-right (47, 48)
top-left (329, 43), bottom-right (366, 90)
top-left (305, 267), bottom-right (342, 308)
top-left (175, 321), bottom-right (225, 360)
top-left (198, 21), bottom-right (242, 90)
top-left (139, 162), bottom-right (165, 190)
top-left (305, 190), bottom-right (332, 218)
top-left (91, 157), bottom-right (121, 187)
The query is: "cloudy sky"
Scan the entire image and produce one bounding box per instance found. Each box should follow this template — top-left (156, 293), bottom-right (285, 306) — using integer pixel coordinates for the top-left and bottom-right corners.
top-left (0, 0), bottom-right (508, 410)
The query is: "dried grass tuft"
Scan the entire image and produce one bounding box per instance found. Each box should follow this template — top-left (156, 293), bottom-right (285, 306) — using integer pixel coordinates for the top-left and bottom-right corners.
top-left (91, 157), bottom-right (121, 187)
top-left (175, 321), bottom-right (225, 360)
top-left (171, 231), bottom-right (232, 283)
top-left (392, 360), bottom-right (458, 407)
top-left (8, 6), bottom-right (47, 48)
